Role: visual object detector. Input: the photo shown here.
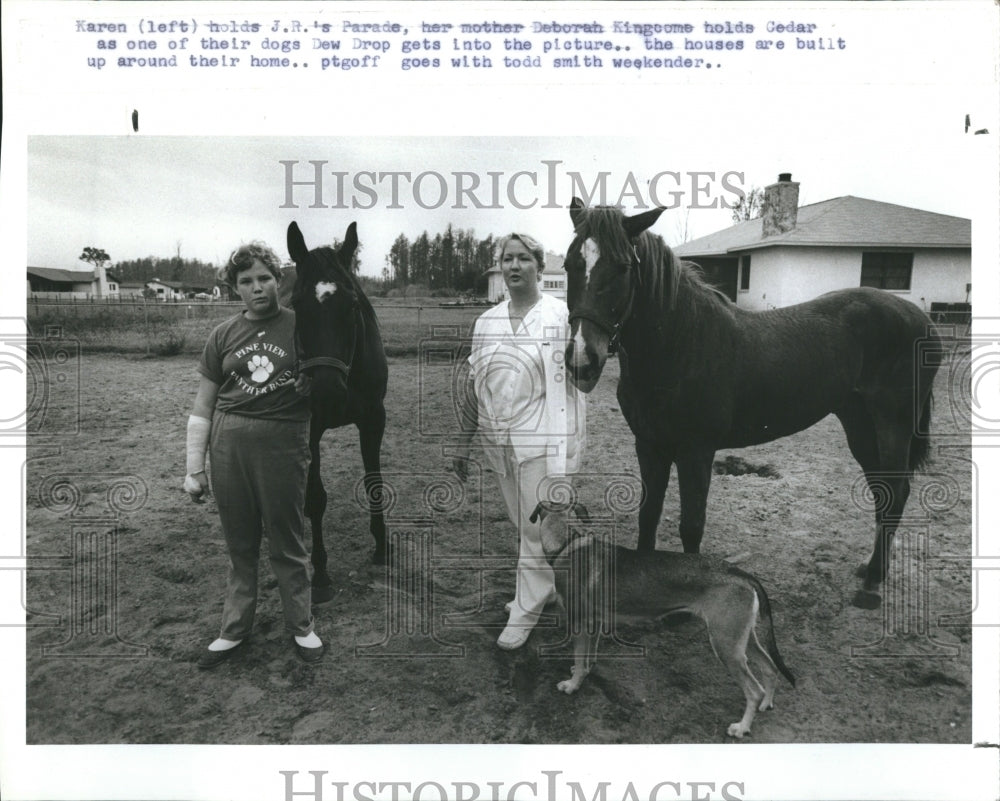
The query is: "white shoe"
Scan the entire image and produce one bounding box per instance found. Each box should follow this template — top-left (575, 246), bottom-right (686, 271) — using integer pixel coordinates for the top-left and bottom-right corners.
top-left (294, 631), bottom-right (322, 649)
top-left (505, 592), bottom-right (556, 614)
top-left (497, 625), bottom-right (532, 650)
top-left (208, 637), bottom-right (243, 652)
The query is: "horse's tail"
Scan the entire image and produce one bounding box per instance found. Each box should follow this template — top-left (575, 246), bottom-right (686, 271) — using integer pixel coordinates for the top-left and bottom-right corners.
top-left (910, 391), bottom-right (933, 472)
top-left (728, 566), bottom-right (796, 688)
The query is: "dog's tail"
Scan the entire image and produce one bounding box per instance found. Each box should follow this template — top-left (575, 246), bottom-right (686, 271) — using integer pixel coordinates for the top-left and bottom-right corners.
top-left (728, 566), bottom-right (796, 688)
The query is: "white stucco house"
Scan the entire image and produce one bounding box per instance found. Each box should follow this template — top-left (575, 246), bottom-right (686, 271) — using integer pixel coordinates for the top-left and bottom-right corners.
top-left (145, 279), bottom-right (187, 301)
top-left (487, 251), bottom-right (567, 303)
top-left (27, 266), bottom-right (120, 298)
top-left (673, 174), bottom-right (971, 317)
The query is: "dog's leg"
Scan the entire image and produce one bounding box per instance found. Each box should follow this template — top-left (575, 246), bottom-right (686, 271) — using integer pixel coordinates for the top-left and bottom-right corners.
top-left (557, 631), bottom-right (600, 694)
top-left (746, 627), bottom-right (781, 711)
top-left (717, 647), bottom-right (766, 738)
top-left (706, 595), bottom-right (767, 738)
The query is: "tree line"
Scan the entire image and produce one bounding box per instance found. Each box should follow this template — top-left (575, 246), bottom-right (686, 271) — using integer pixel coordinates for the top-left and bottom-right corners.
top-left (113, 255), bottom-right (219, 287)
top-left (385, 226), bottom-right (495, 294)
top-left (106, 225), bottom-right (499, 295)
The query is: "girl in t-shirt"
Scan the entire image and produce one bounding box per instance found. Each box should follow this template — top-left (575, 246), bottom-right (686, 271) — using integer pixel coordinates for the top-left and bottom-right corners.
top-left (184, 241), bottom-right (324, 667)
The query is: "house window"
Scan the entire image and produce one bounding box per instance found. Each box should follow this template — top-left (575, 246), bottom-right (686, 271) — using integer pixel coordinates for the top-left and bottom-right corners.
top-left (543, 280), bottom-right (561, 290)
top-left (739, 255), bottom-right (751, 291)
top-left (861, 252), bottom-right (913, 290)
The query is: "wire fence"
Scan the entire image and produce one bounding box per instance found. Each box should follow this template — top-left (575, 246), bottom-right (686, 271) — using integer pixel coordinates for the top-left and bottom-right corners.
top-left (26, 296), bottom-right (487, 356)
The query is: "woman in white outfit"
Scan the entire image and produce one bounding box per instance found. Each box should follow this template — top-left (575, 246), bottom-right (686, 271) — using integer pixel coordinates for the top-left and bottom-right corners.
top-left (453, 233), bottom-right (586, 650)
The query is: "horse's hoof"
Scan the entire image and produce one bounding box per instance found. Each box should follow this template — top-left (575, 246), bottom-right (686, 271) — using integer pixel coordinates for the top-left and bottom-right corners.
top-left (851, 589), bottom-right (882, 609)
top-left (312, 583), bottom-right (336, 604)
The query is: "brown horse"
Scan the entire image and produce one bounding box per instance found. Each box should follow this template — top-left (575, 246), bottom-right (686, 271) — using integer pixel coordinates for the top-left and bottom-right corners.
top-left (285, 221), bottom-right (389, 602)
top-left (563, 199), bottom-right (939, 608)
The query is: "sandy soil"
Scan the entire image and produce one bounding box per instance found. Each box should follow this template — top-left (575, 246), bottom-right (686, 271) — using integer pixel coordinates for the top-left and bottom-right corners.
top-left (25, 351), bottom-right (971, 744)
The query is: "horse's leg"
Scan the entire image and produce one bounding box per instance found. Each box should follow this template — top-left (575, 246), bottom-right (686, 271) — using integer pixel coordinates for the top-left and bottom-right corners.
top-left (359, 406), bottom-right (388, 565)
top-left (636, 437), bottom-right (671, 552)
top-left (305, 430), bottom-right (335, 603)
top-left (676, 448), bottom-right (715, 553)
top-left (863, 405), bottom-right (914, 598)
top-left (838, 396), bottom-right (910, 609)
top-left (838, 399), bottom-right (884, 607)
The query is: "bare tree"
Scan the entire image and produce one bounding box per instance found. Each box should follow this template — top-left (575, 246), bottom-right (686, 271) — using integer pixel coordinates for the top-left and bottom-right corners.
top-left (664, 208), bottom-right (693, 246)
top-left (731, 186), bottom-right (764, 223)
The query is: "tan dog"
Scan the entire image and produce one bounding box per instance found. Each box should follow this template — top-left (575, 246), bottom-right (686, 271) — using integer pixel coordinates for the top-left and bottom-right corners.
top-left (532, 503), bottom-right (796, 738)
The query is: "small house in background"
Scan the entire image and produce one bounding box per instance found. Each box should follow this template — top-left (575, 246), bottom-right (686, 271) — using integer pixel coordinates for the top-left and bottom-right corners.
top-left (673, 174), bottom-right (971, 317)
top-left (145, 278), bottom-right (187, 301)
top-left (486, 251), bottom-right (567, 303)
top-left (27, 266), bottom-right (120, 298)
top-left (118, 282), bottom-right (148, 298)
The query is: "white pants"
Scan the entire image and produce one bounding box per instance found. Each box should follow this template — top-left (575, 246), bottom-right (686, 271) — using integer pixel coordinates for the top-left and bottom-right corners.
top-left (494, 451), bottom-right (558, 628)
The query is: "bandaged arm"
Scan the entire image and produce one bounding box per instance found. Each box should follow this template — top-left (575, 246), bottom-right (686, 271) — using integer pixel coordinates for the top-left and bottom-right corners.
top-left (185, 377), bottom-right (219, 494)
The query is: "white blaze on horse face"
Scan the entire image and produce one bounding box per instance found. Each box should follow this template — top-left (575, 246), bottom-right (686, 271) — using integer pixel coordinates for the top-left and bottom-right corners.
top-left (571, 322), bottom-right (589, 367)
top-left (315, 281), bottom-right (338, 303)
top-left (570, 238), bottom-right (601, 368)
top-left (583, 238), bottom-right (600, 284)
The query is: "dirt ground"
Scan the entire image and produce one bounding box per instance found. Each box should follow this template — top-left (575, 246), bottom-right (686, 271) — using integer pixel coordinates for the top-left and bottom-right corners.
top-left (25, 349), bottom-right (972, 744)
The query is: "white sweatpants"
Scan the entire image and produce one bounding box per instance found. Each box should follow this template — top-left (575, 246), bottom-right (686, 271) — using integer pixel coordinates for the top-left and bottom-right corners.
top-left (494, 451), bottom-right (558, 628)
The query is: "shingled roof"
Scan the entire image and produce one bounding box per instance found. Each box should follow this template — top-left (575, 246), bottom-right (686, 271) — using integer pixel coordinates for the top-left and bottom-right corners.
top-left (674, 196), bottom-right (971, 258)
top-left (27, 267), bottom-right (95, 283)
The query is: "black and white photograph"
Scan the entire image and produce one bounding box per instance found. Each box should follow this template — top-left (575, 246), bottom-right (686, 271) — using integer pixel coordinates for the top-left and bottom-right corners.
top-left (2, 2), bottom-right (998, 800)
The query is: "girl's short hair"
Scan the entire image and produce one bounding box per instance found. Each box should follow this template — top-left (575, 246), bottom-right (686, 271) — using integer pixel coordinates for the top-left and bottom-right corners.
top-left (220, 241), bottom-right (282, 287)
top-left (496, 233), bottom-right (545, 273)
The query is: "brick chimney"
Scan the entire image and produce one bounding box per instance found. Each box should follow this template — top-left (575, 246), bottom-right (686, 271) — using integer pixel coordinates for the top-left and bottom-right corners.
top-left (761, 173), bottom-right (800, 237)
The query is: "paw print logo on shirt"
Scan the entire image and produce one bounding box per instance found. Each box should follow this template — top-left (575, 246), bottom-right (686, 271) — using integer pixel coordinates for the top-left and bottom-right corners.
top-left (248, 354), bottom-right (274, 383)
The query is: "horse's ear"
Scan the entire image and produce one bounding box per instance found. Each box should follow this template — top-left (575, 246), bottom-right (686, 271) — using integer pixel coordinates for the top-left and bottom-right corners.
top-left (287, 221), bottom-right (309, 265)
top-left (569, 197), bottom-right (585, 230)
top-left (342, 222), bottom-right (359, 259)
top-left (622, 207), bottom-right (667, 240)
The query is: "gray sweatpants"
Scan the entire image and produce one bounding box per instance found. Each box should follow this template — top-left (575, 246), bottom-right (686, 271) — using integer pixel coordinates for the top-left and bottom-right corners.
top-left (209, 411), bottom-right (313, 640)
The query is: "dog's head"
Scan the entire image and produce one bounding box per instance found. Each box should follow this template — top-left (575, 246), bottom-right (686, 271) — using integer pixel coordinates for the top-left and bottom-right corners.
top-left (531, 501), bottom-right (591, 564)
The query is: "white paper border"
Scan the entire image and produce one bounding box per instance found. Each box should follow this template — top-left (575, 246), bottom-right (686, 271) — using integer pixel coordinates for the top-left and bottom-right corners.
top-left (2, 3), bottom-right (998, 800)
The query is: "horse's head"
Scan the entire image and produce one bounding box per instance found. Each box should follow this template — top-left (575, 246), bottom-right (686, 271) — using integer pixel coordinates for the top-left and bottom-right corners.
top-left (564, 199), bottom-right (666, 392)
top-left (287, 221), bottom-right (360, 408)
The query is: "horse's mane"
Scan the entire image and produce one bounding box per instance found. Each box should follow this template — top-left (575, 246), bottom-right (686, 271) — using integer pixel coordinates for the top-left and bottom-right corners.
top-left (575, 206), bottom-right (732, 313)
top-left (573, 206), bottom-right (637, 268)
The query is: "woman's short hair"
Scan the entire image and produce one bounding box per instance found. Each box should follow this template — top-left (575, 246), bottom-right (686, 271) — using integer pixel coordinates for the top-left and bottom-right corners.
top-left (220, 241), bottom-right (282, 287)
top-left (496, 233), bottom-right (545, 273)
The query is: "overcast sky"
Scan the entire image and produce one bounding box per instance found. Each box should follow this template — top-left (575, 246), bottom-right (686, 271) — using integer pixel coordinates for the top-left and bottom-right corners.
top-left (27, 99), bottom-right (988, 279)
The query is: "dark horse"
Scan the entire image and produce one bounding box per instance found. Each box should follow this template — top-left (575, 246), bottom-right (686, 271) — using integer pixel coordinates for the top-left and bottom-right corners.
top-left (563, 199), bottom-right (939, 609)
top-left (285, 221), bottom-right (389, 603)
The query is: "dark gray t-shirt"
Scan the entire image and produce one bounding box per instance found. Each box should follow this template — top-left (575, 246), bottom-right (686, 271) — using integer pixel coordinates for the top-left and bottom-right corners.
top-left (198, 307), bottom-right (309, 422)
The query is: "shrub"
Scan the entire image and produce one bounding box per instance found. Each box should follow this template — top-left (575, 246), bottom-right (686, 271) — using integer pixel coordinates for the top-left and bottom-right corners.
top-left (404, 284), bottom-right (431, 298)
top-left (154, 332), bottom-right (187, 357)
